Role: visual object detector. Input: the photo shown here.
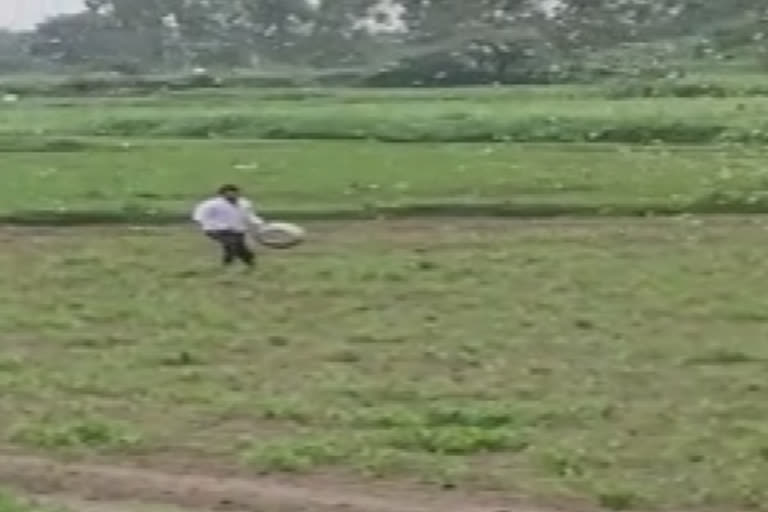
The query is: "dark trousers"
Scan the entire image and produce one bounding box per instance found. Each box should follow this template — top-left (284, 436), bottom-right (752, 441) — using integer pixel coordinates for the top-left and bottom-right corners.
top-left (206, 230), bottom-right (255, 266)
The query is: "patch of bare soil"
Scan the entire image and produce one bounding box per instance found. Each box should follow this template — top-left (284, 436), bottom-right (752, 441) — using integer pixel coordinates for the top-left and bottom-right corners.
top-left (0, 454), bottom-right (552, 512)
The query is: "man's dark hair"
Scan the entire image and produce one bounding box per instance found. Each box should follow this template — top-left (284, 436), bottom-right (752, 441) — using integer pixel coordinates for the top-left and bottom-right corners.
top-left (218, 184), bottom-right (240, 194)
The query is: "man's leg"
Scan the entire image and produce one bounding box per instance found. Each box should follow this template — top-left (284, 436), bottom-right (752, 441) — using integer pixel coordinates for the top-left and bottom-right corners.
top-left (207, 231), bottom-right (237, 266)
top-left (233, 232), bottom-right (255, 267)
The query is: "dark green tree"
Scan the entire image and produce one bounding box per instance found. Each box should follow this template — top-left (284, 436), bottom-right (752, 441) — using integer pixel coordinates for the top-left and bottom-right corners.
top-left (82, 0), bottom-right (379, 67)
top-left (29, 12), bottom-right (158, 72)
top-left (0, 30), bottom-right (34, 73)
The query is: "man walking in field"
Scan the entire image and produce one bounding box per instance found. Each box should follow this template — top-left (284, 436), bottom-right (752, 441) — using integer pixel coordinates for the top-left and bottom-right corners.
top-left (193, 184), bottom-right (264, 268)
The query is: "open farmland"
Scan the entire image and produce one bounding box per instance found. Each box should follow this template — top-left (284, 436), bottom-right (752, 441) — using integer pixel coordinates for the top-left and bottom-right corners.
top-left (2, 219), bottom-right (768, 511)
top-left (1, 84), bottom-right (768, 512)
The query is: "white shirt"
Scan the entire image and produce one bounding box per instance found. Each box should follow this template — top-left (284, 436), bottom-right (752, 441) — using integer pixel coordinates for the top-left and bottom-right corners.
top-left (192, 196), bottom-right (264, 233)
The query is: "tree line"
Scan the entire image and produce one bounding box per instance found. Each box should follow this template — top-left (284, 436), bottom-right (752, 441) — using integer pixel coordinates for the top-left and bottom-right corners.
top-left (1, 0), bottom-right (766, 85)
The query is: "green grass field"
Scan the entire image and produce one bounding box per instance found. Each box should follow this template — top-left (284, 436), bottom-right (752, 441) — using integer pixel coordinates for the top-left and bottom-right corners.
top-left (3, 83), bottom-right (768, 511)
top-left (3, 219), bottom-right (768, 510)
top-left (3, 140), bottom-right (768, 223)
top-left (2, 85), bottom-right (768, 143)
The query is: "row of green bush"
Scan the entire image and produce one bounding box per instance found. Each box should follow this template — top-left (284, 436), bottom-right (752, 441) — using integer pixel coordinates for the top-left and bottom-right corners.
top-left (606, 80), bottom-right (768, 99)
top-left (0, 70), bottom-right (363, 97)
top-left (53, 116), bottom-right (764, 145)
top-left (5, 191), bottom-right (768, 226)
top-left (2, 69), bottom-right (768, 99)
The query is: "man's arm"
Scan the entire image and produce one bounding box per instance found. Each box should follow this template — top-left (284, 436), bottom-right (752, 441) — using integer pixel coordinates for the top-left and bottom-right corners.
top-left (241, 198), bottom-right (265, 227)
top-left (192, 200), bottom-right (211, 225)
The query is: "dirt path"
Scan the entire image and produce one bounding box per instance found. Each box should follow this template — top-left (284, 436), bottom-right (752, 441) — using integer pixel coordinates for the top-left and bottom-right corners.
top-left (30, 494), bottom-right (197, 512)
top-left (0, 454), bottom-right (551, 512)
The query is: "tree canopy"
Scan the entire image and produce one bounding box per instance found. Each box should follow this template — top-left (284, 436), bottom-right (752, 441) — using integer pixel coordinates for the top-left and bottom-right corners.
top-left (1, 0), bottom-right (765, 83)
